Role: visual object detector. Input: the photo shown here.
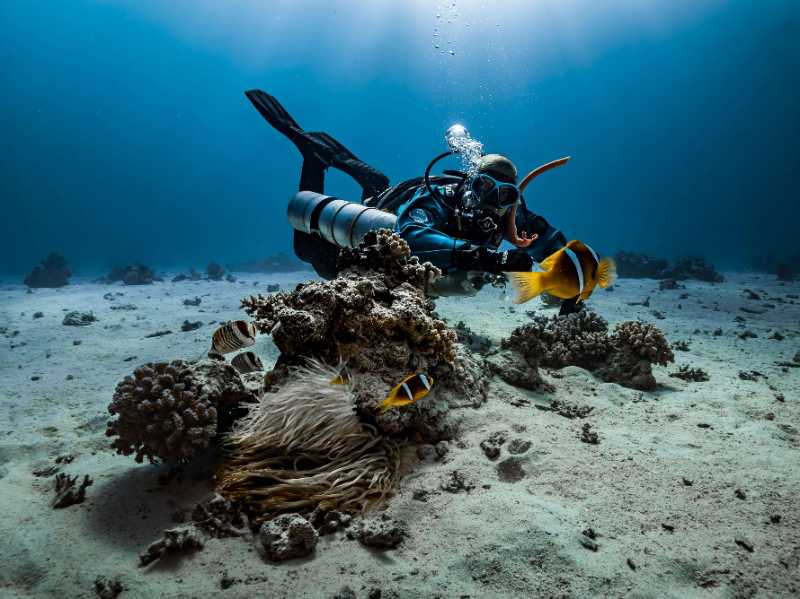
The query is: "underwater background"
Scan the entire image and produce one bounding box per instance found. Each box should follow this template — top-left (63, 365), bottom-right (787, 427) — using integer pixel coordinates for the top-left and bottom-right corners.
top-left (1, 0), bottom-right (798, 274)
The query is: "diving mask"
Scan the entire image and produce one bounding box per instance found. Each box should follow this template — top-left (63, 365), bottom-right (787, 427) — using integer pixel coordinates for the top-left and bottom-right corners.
top-left (470, 173), bottom-right (520, 210)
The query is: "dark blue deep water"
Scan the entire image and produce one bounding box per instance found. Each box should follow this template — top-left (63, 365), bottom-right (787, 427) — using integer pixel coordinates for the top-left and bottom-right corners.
top-left (1, 1), bottom-right (798, 275)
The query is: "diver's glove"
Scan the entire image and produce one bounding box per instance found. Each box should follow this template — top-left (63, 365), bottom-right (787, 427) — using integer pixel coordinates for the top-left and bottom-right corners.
top-left (453, 247), bottom-right (533, 273)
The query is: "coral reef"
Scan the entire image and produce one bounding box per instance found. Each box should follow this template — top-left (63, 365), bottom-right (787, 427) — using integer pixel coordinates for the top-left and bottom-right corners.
top-left (662, 256), bottom-right (724, 283)
top-left (24, 253), bottom-right (71, 288)
top-left (139, 526), bottom-right (204, 567)
top-left (259, 514), bottom-right (318, 561)
top-left (614, 251), bottom-right (668, 279)
top-left (106, 360), bottom-right (254, 463)
top-left (218, 361), bottom-right (400, 516)
top-left (63, 311), bottom-right (97, 326)
top-left (496, 312), bottom-right (673, 391)
top-left (93, 576), bottom-right (124, 599)
top-left (52, 473), bottom-right (93, 508)
top-left (206, 262), bottom-right (226, 281)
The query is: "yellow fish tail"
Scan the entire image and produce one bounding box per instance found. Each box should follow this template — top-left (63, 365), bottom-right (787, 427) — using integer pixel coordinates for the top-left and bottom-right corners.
top-left (597, 258), bottom-right (616, 288)
top-left (506, 271), bottom-right (547, 304)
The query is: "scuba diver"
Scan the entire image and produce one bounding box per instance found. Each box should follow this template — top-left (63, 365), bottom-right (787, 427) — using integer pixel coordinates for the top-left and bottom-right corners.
top-left (246, 90), bottom-right (580, 313)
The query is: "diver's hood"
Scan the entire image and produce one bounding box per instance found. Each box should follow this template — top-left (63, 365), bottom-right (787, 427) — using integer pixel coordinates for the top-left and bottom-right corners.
top-left (477, 154), bottom-right (518, 184)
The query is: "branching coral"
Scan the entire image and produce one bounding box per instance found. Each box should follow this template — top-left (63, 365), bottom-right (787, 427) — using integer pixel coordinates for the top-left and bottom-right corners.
top-left (218, 361), bottom-right (400, 517)
top-left (106, 360), bottom-right (254, 463)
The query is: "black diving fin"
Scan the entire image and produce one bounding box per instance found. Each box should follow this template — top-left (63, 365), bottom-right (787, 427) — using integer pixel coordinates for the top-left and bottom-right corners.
top-left (245, 89), bottom-right (389, 199)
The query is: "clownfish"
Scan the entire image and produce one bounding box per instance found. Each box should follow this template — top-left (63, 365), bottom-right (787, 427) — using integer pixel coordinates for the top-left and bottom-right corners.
top-left (505, 240), bottom-right (616, 304)
top-left (210, 320), bottom-right (257, 355)
top-left (378, 373), bottom-right (434, 413)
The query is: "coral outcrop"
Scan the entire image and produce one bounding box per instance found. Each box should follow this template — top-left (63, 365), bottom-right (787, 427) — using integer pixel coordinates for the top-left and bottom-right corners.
top-left (24, 253), bottom-right (71, 288)
top-left (662, 256), bottom-right (724, 283)
top-left (106, 264), bottom-right (160, 285)
top-left (241, 229), bottom-right (487, 438)
top-left (106, 360), bottom-right (254, 463)
top-left (495, 312), bottom-right (673, 391)
top-left (139, 526), bottom-right (204, 567)
top-left (206, 262), bottom-right (226, 281)
top-left (63, 311), bottom-right (97, 326)
top-left (614, 251), bottom-right (668, 279)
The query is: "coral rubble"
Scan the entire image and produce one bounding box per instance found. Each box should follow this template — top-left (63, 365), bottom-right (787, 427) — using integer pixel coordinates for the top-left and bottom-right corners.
top-left (63, 311), bottom-right (98, 326)
top-left (139, 526), bottom-right (204, 567)
top-left (259, 514), bottom-right (318, 561)
top-left (191, 494), bottom-right (250, 538)
top-left (106, 360), bottom-right (254, 463)
top-left (496, 312), bottom-right (673, 391)
top-left (347, 514), bottom-right (406, 549)
top-left (24, 253), bottom-right (71, 288)
top-left (52, 473), bottom-right (93, 508)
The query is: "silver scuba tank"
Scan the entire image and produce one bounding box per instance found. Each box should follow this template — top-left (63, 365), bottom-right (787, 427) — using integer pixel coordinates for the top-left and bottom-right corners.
top-left (287, 190), bottom-right (397, 249)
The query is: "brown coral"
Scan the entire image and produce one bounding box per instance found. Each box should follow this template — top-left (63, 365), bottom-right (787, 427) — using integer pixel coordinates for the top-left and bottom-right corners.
top-left (337, 228), bottom-right (441, 291)
top-left (611, 320), bottom-right (674, 366)
top-left (106, 360), bottom-right (253, 463)
top-left (241, 231), bottom-right (457, 377)
top-left (503, 311), bottom-right (612, 370)
top-left (498, 312), bottom-right (674, 391)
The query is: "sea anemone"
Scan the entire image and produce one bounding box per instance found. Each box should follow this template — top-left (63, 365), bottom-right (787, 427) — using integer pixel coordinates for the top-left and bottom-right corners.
top-left (217, 360), bottom-right (400, 517)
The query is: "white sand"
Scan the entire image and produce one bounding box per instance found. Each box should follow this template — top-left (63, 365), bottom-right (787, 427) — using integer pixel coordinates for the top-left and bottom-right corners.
top-left (0, 271), bottom-right (798, 598)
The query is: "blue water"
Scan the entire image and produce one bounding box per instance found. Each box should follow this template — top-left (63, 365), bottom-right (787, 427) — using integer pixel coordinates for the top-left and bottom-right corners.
top-left (1, 0), bottom-right (798, 275)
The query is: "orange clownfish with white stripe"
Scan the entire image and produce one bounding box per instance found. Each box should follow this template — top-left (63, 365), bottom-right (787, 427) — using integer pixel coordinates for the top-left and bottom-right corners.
top-left (505, 240), bottom-right (616, 304)
top-left (378, 373), bottom-right (434, 413)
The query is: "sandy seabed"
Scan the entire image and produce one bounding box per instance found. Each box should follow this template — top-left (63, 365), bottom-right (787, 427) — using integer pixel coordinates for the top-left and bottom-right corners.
top-left (0, 270), bottom-right (798, 598)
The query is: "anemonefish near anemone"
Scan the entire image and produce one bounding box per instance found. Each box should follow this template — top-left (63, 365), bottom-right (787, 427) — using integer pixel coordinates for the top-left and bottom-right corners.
top-left (505, 240), bottom-right (616, 304)
top-left (378, 373), bottom-right (434, 413)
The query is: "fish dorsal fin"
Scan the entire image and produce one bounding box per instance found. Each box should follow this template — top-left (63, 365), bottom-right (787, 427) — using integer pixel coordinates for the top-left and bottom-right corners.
top-left (539, 250), bottom-right (560, 271)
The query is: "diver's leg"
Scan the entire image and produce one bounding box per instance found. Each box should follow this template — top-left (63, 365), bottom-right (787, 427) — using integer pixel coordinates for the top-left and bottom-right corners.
top-left (245, 90), bottom-right (389, 198)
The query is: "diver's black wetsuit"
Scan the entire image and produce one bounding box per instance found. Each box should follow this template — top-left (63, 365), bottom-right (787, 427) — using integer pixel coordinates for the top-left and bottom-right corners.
top-left (246, 90), bottom-right (569, 300)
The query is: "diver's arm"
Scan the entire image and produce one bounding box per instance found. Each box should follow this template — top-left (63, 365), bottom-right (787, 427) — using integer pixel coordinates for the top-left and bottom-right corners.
top-left (396, 201), bottom-right (532, 272)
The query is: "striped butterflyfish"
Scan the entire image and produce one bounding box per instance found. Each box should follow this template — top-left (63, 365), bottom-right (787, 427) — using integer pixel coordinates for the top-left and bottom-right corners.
top-left (231, 351), bottom-right (263, 374)
top-left (505, 240), bottom-right (616, 304)
top-left (378, 373), bottom-right (434, 413)
top-left (210, 320), bottom-right (257, 355)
